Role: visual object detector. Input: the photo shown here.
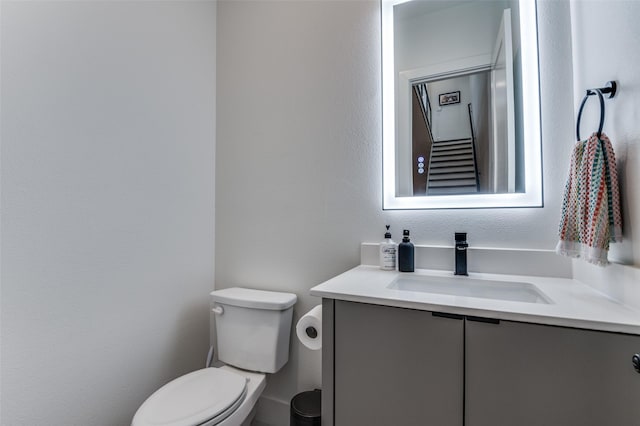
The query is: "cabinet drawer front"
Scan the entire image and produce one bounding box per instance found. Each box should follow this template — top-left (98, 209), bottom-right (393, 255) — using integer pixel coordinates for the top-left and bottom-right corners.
top-left (466, 320), bottom-right (640, 426)
top-left (334, 301), bottom-right (463, 426)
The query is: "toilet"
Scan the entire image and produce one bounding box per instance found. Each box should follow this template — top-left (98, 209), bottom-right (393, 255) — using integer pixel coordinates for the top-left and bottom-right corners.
top-left (132, 287), bottom-right (297, 426)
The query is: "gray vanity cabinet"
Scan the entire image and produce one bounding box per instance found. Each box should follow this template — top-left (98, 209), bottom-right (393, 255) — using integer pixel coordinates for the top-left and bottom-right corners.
top-left (324, 299), bottom-right (640, 426)
top-left (465, 319), bottom-right (640, 426)
top-left (331, 300), bottom-right (464, 426)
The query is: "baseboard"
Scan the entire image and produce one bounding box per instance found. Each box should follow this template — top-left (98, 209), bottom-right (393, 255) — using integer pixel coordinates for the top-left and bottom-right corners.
top-left (254, 394), bottom-right (289, 426)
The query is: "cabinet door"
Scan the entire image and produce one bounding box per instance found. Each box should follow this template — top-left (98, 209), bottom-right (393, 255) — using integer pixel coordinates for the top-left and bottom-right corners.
top-left (334, 301), bottom-right (464, 426)
top-left (466, 319), bottom-right (640, 426)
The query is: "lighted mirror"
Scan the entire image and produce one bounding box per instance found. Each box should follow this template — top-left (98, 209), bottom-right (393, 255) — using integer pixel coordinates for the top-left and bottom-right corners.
top-left (382, 0), bottom-right (542, 209)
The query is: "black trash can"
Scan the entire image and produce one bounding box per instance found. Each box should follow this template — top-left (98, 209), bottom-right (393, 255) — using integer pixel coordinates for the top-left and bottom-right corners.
top-left (290, 389), bottom-right (321, 426)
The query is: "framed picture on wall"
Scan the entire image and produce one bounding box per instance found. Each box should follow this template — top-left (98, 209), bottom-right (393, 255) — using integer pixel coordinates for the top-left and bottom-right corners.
top-left (439, 91), bottom-right (460, 106)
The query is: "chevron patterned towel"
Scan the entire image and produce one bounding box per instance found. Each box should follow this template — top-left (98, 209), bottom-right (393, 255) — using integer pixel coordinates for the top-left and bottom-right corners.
top-left (556, 133), bottom-right (622, 266)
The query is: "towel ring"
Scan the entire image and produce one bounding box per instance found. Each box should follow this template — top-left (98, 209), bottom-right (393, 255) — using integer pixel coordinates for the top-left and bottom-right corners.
top-left (576, 89), bottom-right (604, 141)
top-left (576, 81), bottom-right (617, 141)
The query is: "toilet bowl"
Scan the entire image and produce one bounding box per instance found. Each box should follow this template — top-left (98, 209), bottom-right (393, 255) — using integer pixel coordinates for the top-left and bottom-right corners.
top-left (132, 365), bottom-right (266, 426)
top-left (132, 287), bottom-right (297, 426)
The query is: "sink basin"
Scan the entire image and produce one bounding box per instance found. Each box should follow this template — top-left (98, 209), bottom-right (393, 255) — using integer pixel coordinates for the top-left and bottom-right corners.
top-left (388, 274), bottom-right (551, 304)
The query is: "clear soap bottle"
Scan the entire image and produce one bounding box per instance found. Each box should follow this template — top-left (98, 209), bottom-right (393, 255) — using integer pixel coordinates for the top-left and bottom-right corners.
top-left (379, 225), bottom-right (397, 270)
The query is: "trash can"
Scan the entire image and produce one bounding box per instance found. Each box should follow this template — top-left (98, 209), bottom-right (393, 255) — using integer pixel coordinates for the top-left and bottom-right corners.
top-left (290, 389), bottom-right (321, 426)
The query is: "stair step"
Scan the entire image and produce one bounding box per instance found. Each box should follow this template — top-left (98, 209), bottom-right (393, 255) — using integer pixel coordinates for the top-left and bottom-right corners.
top-left (428, 186), bottom-right (479, 195)
top-left (431, 153), bottom-right (474, 161)
top-left (432, 144), bottom-right (470, 152)
top-left (431, 146), bottom-right (473, 155)
top-left (431, 145), bottom-right (473, 153)
top-left (432, 139), bottom-right (473, 147)
top-left (430, 159), bottom-right (474, 168)
top-left (431, 152), bottom-right (473, 160)
top-left (429, 172), bottom-right (476, 181)
top-left (427, 136), bottom-right (478, 194)
top-left (429, 166), bottom-right (475, 174)
top-left (432, 141), bottom-right (470, 148)
top-left (431, 153), bottom-right (474, 162)
top-left (429, 179), bottom-right (478, 188)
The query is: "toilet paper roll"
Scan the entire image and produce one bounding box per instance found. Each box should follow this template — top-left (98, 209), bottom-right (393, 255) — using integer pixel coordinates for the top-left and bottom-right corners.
top-left (296, 305), bottom-right (322, 350)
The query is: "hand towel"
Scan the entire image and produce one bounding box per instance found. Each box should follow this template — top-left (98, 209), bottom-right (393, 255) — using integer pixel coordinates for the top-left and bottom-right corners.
top-left (556, 132), bottom-right (622, 266)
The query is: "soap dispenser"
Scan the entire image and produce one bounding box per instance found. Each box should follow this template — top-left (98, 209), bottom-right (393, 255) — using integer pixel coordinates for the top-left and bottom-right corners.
top-left (398, 229), bottom-right (415, 272)
top-left (379, 225), bottom-right (397, 271)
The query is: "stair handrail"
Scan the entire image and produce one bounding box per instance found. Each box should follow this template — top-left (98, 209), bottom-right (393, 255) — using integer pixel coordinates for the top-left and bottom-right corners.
top-left (467, 103), bottom-right (480, 192)
top-left (414, 83), bottom-right (435, 195)
top-left (413, 83), bottom-right (434, 142)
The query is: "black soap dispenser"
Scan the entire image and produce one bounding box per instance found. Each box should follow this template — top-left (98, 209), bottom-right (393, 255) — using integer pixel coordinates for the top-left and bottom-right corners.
top-left (398, 229), bottom-right (415, 272)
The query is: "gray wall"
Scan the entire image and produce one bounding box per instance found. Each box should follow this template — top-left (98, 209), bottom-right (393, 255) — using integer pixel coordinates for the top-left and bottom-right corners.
top-left (394, 1), bottom-right (506, 72)
top-left (216, 2), bottom-right (382, 414)
top-left (1, 2), bottom-right (216, 425)
top-left (216, 0), bottom-right (576, 423)
top-left (570, 0), bottom-right (640, 267)
top-left (568, 0), bottom-right (640, 310)
top-left (5, 1), bottom-right (638, 426)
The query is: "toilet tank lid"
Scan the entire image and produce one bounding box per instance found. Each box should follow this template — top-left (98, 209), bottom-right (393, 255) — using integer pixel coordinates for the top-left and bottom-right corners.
top-left (211, 287), bottom-right (297, 310)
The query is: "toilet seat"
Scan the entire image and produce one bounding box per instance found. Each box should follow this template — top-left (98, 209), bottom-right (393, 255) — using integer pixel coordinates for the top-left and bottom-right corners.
top-left (132, 368), bottom-right (248, 426)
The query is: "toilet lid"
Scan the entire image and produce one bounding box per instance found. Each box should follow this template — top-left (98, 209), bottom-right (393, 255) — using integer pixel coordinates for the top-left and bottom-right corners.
top-left (133, 368), bottom-right (247, 426)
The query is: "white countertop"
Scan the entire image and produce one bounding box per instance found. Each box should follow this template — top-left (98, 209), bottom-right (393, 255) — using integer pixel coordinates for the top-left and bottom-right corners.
top-left (310, 265), bottom-right (640, 335)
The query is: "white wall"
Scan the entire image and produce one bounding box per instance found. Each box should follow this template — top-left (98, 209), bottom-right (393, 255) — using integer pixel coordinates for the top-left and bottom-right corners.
top-left (569, 0), bottom-right (640, 309)
top-left (428, 75), bottom-right (472, 141)
top-left (394, 1), bottom-right (506, 73)
top-left (216, 1), bottom-right (382, 416)
top-left (216, 0), bottom-right (575, 423)
top-left (1, 2), bottom-right (216, 425)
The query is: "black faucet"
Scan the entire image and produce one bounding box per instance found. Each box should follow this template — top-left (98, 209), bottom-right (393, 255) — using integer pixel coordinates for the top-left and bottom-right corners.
top-left (455, 232), bottom-right (468, 276)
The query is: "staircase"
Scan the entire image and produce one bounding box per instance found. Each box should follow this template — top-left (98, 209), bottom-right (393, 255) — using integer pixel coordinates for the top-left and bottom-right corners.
top-left (413, 84), bottom-right (480, 195)
top-left (427, 138), bottom-right (479, 195)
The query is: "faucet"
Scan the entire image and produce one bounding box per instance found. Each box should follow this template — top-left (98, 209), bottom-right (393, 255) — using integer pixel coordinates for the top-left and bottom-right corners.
top-left (455, 232), bottom-right (468, 276)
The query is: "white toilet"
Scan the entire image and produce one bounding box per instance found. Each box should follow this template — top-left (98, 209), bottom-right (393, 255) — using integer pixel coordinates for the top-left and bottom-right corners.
top-left (132, 287), bottom-right (297, 426)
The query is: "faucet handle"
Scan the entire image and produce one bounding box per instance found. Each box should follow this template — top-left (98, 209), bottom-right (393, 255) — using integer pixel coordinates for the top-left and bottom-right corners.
top-left (455, 232), bottom-right (467, 242)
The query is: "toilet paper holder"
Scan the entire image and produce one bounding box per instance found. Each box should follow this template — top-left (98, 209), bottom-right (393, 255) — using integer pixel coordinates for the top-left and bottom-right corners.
top-left (305, 326), bottom-right (318, 339)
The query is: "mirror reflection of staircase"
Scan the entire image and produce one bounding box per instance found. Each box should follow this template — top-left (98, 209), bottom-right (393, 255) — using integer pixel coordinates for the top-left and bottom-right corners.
top-left (413, 83), bottom-right (479, 196)
top-left (427, 138), bottom-right (478, 195)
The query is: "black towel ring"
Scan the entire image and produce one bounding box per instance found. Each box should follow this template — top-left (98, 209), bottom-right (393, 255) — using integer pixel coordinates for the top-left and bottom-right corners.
top-left (576, 80), bottom-right (617, 141)
top-left (576, 88), bottom-right (605, 141)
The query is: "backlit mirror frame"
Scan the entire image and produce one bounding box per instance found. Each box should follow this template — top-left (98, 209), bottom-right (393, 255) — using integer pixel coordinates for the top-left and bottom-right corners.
top-left (382, 0), bottom-right (543, 209)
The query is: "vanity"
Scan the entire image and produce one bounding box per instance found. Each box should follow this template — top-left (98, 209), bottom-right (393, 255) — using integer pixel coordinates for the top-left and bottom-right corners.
top-left (320, 0), bottom-right (640, 423)
top-left (310, 266), bottom-right (640, 426)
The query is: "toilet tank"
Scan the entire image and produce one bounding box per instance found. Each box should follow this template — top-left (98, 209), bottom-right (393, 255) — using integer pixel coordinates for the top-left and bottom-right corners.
top-left (211, 287), bottom-right (297, 374)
